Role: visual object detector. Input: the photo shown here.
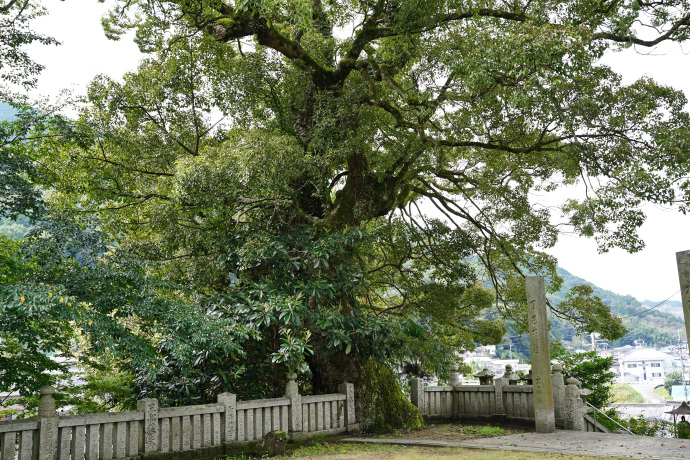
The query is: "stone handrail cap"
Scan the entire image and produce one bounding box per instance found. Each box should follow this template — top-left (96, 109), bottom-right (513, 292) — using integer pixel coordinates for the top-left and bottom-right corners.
top-left (551, 363), bottom-right (563, 372)
top-left (566, 377), bottom-right (581, 387)
top-left (39, 386), bottom-right (56, 395)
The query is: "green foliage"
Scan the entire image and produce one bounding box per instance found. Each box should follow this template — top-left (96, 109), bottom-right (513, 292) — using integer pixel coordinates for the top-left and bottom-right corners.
top-left (551, 344), bottom-right (615, 408)
top-left (9, 0), bottom-right (690, 409)
top-left (357, 357), bottom-right (424, 434)
top-left (679, 421), bottom-right (690, 439)
top-left (0, 102), bottom-right (50, 221)
top-left (0, 0), bottom-right (59, 94)
top-left (665, 371), bottom-right (684, 394)
top-left (626, 415), bottom-right (674, 437)
top-left (555, 284), bottom-right (627, 341)
top-left (0, 234), bottom-right (76, 395)
top-left (598, 408), bottom-right (673, 437)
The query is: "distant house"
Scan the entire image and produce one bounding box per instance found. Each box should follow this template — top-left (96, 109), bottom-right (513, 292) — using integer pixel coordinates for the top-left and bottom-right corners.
top-left (617, 348), bottom-right (679, 384)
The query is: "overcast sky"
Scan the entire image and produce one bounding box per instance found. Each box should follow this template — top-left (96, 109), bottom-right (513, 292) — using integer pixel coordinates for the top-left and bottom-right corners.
top-left (26, 1), bottom-right (690, 303)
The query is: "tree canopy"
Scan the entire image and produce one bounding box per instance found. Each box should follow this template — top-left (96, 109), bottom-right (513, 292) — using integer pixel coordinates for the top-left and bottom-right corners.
top-left (5, 0), bottom-right (690, 408)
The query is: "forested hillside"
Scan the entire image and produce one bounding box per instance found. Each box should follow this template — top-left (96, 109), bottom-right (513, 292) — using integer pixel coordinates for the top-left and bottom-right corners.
top-left (551, 268), bottom-right (685, 348)
top-left (0, 102), bottom-right (15, 121)
top-left (495, 268), bottom-right (685, 360)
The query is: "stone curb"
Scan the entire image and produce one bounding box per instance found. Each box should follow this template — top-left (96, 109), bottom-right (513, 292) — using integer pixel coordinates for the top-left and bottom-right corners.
top-left (341, 437), bottom-right (688, 460)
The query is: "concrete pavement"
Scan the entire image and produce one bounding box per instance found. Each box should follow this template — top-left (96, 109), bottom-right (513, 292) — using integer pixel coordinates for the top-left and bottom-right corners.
top-left (344, 429), bottom-right (690, 459)
top-left (631, 384), bottom-right (666, 404)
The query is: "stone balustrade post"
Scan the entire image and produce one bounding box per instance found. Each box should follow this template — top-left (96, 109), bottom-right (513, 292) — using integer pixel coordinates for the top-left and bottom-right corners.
top-left (217, 392), bottom-right (237, 442)
top-left (410, 378), bottom-right (424, 414)
top-left (284, 374), bottom-right (302, 433)
top-left (494, 377), bottom-right (507, 418)
top-left (137, 398), bottom-right (159, 453)
top-left (338, 383), bottom-right (358, 433)
top-left (38, 386), bottom-right (58, 460)
top-left (564, 377), bottom-right (585, 431)
top-left (450, 365), bottom-right (462, 387)
top-left (551, 364), bottom-right (565, 427)
top-left (502, 364), bottom-right (519, 385)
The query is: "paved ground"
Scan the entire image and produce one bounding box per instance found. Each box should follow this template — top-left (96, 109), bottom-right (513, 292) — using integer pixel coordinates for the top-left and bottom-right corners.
top-left (631, 384), bottom-right (666, 404)
top-left (344, 429), bottom-right (690, 459)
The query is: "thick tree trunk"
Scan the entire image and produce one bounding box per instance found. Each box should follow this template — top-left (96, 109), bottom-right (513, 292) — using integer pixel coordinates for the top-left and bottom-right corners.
top-left (308, 347), bottom-right (358, 394)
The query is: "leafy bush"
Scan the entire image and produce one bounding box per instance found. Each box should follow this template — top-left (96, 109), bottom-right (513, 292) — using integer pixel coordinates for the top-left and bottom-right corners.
top-left (551, 344), bottom-right (615, 408)
top-left (598, 408), bottom-right (674, 437)
top-left (665, 371), bottom-right (684, 394)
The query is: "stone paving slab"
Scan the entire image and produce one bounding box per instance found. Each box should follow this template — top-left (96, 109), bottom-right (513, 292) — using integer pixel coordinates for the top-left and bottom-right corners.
top-left (343, 429), bottom-right (690, 459)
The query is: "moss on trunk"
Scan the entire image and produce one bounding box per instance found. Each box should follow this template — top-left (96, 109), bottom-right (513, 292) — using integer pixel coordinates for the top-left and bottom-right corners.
top-left (355, 356), bottom-right (424, 433)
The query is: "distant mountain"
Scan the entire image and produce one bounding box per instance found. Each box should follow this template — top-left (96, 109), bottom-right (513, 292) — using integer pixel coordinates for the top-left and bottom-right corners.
top-left (0, 102), bottom-right (33, 237)
top-left (0, 214), bottom-right (31, 239)
top-left (550, 267), bottom-right (685, 348)
top-left (0, 102), bottom-right (17, 121)
top-left (646, 300), bottom-right (684, 319)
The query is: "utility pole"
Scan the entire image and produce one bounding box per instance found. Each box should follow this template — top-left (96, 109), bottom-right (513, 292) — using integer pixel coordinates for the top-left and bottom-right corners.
top-left (679, 329), bottom-right (688, 401)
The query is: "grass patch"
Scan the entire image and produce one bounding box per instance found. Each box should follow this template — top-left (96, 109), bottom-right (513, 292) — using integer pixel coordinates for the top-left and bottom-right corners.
top-left (610, 383), bottom-right (645, 403)
top-left (443, 425), bottom-right (508, 437)
top-left (654, 385), bottom-right (672, 400)
top-left (372, 421), bottom-right (526, 442)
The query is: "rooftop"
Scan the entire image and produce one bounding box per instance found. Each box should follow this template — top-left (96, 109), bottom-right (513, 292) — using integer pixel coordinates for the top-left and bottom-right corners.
top-left (618, 348), bottom-right (675, 362)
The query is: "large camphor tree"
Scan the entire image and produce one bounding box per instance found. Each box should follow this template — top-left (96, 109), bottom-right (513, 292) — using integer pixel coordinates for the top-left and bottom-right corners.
top-left (38, 0), bottom-right (690, 415)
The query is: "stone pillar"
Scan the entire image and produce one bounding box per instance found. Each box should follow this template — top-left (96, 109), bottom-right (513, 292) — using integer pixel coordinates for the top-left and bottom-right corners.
top-left (284, 374), bottom-right (302, 433)
top-left (217, 392), bottom-right (237, 442)
top-left (38, 386), bottom-right (58, 460)
top-left (449, 366), bottom-right (461, 419)
top-left (564, 378), bottom-right (585, 431)
top-left (410, 378), bottom-right (424, 414)
top-left (137, 398), bottom-right (159, 453)
top-left (494, 377), bottom-right (507, 418)
top-left (551, 364), bottom-right (565, 427)
top-left (450, 365), bottom-right (462, 387)
top-left (676, 250), bottom-right (690, 348)
top-left (338, 383), bottom-right (357, 433)
top-left (526, 276), bottom-right (556, 433)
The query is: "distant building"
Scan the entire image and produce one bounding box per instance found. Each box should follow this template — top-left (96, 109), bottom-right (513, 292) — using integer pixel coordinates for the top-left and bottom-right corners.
top-left (617, 348), bottom-right (679, 384)
top-left (671, 385), bottom-right (690, 401)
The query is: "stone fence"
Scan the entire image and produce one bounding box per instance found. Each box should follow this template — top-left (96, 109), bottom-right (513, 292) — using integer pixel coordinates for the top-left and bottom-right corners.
top-left (0, 375), bottom-right (358, 460)
top-left (410, 364), bottom-right (605, 432)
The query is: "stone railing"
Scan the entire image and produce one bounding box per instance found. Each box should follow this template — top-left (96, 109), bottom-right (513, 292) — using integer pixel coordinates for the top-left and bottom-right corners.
top-left (0, 376), bottom-right (357, 460)
top-left (411, 364), bottom-right (595, 431)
